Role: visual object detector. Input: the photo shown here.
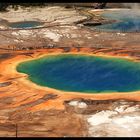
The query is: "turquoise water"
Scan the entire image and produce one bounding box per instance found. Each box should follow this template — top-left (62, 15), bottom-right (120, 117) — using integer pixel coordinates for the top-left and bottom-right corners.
top-left (9, 21), bottom-right (42, 29)
top-left (17, 54), bottom-right (140, 93)
top-left (95, 10), bottom-right (140, 32)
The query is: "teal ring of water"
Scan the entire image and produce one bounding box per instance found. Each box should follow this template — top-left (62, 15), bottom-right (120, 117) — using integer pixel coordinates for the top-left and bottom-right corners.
top-left (17, 54), bottom-right (140, 93)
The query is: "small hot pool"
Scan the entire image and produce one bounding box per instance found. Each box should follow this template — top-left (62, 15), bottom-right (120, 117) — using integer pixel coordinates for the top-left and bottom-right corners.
top-left (9, 21), bottom-right (43, 29)
top-left (92, 9), bottom-right (140, 32)
top-left (17, 54), bottom-right (140, 93)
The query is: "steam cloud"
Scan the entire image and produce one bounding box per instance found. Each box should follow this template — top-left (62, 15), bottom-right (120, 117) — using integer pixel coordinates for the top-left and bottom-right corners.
top-left (123, 3), bottom-right (140, 9)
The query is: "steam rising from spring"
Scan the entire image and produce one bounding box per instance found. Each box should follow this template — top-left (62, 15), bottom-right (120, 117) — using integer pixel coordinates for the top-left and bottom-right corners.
top-left (123, 3), bottom-right (140, 9)
top-left (122, 3), bottom-right (140, 32)
top-left (94, 4), bottom-right (140, 32)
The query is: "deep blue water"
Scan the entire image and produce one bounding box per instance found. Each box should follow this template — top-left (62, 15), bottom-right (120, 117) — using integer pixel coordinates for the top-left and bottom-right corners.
top-left (95, 10), bottom-right (140, 32)
top-left (9, 21), bottom-right (42, 29)
top-left (17, 54), bottom-right (140, 93)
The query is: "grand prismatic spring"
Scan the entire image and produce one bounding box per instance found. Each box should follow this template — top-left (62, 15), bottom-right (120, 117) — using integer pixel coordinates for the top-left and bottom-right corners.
top-left (0, 3), bottom-right (140, 137)
top-left (17, 54), bottom-right (140, 93)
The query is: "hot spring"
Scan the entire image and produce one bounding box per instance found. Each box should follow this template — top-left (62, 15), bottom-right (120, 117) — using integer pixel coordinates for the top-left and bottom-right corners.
top-left (91, 9), bottom-right (140, 32)
top-left (17, 54), bottom-right (140, 93)
top-left (9, 21), bottom-right (43, 29)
